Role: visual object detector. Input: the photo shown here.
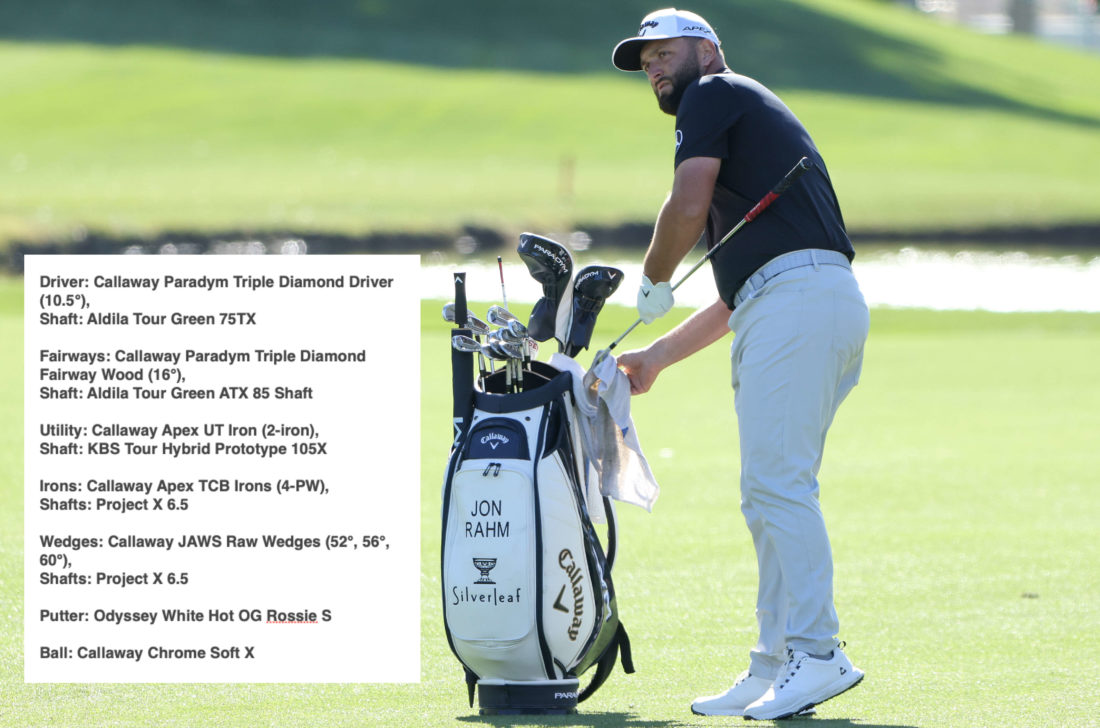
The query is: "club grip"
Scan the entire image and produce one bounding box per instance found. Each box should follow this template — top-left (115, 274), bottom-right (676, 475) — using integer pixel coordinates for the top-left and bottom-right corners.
top-left (773, 157), bottom-right (813, 195)
top-left (744, 157), bottom-right (813, 222)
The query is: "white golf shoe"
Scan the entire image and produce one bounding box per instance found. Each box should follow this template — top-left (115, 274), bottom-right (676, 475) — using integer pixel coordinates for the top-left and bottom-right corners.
top-left (690, 670), bottom-right (773, 716)
top-left (743, 645), bottom-right (863, 720)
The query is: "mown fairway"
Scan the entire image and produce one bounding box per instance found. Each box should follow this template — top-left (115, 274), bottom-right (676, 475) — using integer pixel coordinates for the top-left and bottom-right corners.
top-left (2, 0), bottom-right (1100, 244)
top-left (4, 278), bottom-right (1098, 726)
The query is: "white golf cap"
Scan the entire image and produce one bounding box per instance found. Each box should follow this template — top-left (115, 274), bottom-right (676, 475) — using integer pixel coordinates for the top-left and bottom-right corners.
top-left (612, 8), bottom-right (720, 72)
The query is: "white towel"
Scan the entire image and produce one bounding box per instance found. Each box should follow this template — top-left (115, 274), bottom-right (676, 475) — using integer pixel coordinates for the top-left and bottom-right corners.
top-left (549, 353), bottom-right (660, 514)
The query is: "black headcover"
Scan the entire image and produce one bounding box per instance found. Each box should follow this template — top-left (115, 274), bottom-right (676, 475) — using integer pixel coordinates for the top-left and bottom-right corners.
top-left (565, 266), bottom-right (623, 357)
top-left (517, 233), bottom-right (573, 344)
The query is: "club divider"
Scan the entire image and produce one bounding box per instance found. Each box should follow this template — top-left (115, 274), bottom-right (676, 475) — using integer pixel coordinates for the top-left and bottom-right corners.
top-left (451, 272), bottom-right (474, 440)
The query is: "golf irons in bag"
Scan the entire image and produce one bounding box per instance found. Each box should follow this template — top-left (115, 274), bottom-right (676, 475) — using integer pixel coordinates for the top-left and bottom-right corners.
top-left (442, 234), bottom-right (633, 714)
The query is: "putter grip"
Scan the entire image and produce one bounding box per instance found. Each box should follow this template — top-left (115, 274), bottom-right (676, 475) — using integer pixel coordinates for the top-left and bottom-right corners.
top-left (744, 157), bottom-right (813, 222)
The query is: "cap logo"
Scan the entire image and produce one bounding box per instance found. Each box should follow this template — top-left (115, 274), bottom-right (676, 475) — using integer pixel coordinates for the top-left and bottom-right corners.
top-left (683, 25), bottom-right (710, 34)
top-left (638, 19), bottom-right (659, 35)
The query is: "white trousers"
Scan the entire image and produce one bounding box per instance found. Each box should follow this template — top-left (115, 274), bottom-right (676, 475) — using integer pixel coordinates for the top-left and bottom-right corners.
top-left (727, 257), bottom-right (869, 679)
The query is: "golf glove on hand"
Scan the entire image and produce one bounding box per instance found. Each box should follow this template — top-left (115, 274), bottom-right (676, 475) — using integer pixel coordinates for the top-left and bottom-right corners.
top-left (637, 275), bottom-right (673, 324)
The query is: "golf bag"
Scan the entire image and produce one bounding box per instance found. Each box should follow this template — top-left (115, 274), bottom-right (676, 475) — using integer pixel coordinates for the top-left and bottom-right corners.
top-left (442, 349), bottom-right (634, 714)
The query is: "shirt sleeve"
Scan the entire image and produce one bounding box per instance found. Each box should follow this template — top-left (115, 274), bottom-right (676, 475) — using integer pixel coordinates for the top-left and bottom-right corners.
top-left (674, 76), bottom-right (744, 168)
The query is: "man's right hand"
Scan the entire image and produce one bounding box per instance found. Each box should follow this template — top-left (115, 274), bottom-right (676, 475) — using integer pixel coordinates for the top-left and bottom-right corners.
top-left (616, 348), bottom-right (664, 395)
top-left (637, 275), bottom-right (674, 324)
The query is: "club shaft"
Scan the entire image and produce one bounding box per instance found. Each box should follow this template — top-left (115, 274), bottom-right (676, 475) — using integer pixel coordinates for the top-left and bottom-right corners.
top-left (497, 256), bottom-right (509, 311)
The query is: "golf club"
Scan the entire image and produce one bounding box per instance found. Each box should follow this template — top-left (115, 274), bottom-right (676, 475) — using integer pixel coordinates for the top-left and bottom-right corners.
top-left (489, 305), bottom-right (534, 367)
top-left (444, 303), bottom-right (491, 336)
top-left (451, 333), bottom-right (482, 354)
top-left (594, 157), bottom-right (813, 365)
top-left (486, 304), bottom-right (517, 328)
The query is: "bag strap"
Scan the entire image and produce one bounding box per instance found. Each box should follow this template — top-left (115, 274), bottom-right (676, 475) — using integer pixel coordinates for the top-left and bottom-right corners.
top-left (603, 496), bottom-right (618, 571)
top-left (577, 622), bottom-right (634, 703)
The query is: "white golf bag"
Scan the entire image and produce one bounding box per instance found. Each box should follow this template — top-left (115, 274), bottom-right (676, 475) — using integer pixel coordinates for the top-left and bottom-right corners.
top-left (441, 358), bottom-right (633, 714)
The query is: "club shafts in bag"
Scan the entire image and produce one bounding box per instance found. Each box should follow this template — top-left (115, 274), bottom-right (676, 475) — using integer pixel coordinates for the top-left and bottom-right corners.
top-left (601, 157), bottom-right (813, 359)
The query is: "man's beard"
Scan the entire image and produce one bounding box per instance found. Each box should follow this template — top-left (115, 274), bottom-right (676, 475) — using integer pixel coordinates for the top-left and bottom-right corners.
top-left (655, 57), bottom-right (702, 115)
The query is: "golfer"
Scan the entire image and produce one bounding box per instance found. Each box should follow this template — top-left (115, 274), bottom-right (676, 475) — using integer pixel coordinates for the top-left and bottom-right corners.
top-left (612, 8), bottom-right (870, 720)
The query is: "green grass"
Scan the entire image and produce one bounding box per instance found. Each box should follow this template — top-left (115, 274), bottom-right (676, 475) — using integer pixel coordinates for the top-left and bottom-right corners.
top-left (2, 0), bottom-right (1100, 246)
top-left (4, 274), bottom-right (1100, 726)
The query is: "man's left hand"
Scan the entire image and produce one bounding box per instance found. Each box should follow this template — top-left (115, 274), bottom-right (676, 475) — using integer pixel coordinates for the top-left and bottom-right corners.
top-left (637, 275), bottom-right (674, 324)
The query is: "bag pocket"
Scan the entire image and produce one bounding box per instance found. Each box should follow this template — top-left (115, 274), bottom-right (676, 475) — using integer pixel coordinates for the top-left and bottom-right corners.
top-left (443, 461), bottom-right (536, 643)
top-left (536, 450), bottom-right (602, 671)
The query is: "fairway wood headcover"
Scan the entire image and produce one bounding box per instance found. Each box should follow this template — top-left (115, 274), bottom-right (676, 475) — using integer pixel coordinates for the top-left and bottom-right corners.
top-left (565, 266), bottom-right (623, 357)
top-left (517, 233), bottom-right (574, 345)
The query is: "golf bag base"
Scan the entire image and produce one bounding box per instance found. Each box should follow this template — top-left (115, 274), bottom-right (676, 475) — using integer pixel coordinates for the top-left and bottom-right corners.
top-left (476, 678), bottom-right (580, 715)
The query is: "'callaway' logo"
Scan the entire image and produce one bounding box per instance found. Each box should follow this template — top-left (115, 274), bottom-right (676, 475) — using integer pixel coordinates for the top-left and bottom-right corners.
top-left (552, 585), bottom-right (570, 613)
top-left (675, 129), bottom-right (683, 151)
top-left (480, 432), bottom-right (510, 449)
top-left (638, 19), bottom-right (659, 35)
top-left (558, 549), bottom-right (585, 641)
top-left (576, 269), bottom-right (617, 286)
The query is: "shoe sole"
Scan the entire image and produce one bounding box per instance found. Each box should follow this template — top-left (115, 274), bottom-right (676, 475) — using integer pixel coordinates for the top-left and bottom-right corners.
top-left (691, 706), bottom-right (817, 718)
top-left (691, 707), bottom-right (745, 716)
top-left (744, 672), bottom-right (863, 721)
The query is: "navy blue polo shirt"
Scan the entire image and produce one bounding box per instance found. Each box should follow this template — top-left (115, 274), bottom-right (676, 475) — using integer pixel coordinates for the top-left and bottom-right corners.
top-left (674, 72), bottom-right (854, 308)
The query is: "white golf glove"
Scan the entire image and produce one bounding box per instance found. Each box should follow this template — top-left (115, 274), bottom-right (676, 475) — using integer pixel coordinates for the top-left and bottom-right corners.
top-left (637, 275), bottom-right (674, 324)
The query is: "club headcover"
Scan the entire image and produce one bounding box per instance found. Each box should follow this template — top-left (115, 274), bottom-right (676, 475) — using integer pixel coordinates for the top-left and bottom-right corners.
top-left (565, 265), bottom-right (624, 357)
top-left (517, 233), bottom-right (574, 345)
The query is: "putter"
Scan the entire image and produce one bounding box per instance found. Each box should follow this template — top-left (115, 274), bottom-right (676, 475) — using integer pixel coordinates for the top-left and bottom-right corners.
top-left (594, 157), bottom-right (813, 365)
top-left (517, 232), bottom-right (574, 347)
